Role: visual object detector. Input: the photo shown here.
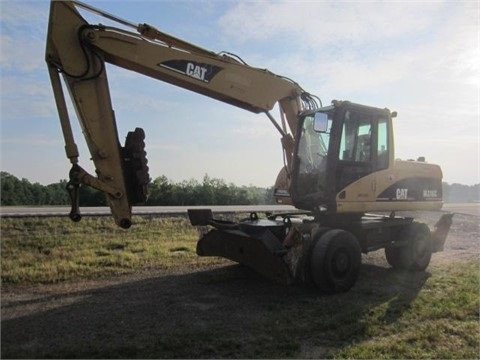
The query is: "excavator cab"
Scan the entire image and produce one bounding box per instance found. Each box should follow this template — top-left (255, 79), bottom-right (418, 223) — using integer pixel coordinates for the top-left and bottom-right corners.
top-left (290, 100), bottom-right (443, 215)
top-left (290, 101), bottom-right (395, 213)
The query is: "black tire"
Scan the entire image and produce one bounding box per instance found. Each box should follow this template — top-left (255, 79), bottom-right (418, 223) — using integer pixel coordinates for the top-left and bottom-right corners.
top-left (402, 222), bottom-right (432, 271)
top-left (385, 245), bottom-right (403, 269)
top-left (310, 229), bottom-right (362, 293)
top-left (385, 222), bottom-right (432, 271)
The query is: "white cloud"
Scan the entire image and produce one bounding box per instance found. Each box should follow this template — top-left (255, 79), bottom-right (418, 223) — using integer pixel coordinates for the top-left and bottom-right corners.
top-left (0, 1), bottom-right (47, 72)
top-left (0, 75), bottom-right (56, 120)
top-left (217, 0), bottom-right (479, 185)
top-left (218, 1), bottom-right (441, 46)
top-left (0, 135), bottom-right (62, 147)
top-left (0, 33), bottom-right (46, 73)
top-left (0, 1), bottom-right (47, 30)
top-left (217, 1), bottom-right (478, 97)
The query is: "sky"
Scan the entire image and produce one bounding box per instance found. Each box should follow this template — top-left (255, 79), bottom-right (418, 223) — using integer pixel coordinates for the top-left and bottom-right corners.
top-left (1, 0), bottom-right (479, 187)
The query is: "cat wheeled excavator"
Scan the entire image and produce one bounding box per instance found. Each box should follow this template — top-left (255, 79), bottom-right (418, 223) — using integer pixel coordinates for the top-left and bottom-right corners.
top-left (46, 0), bottom-right (453, 293)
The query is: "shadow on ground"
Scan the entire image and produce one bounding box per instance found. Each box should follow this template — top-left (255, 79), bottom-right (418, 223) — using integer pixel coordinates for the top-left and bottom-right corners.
top-left (1, 257), bottom-right (429, 359)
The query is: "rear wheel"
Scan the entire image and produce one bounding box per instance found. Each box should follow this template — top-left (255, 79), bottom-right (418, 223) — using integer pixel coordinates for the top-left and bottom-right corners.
top-left (310, 229), bottom-right (361, 293)
top-left (385, 222), bottom-right (432, 271)
top-left (385, 244), bottom-right (403, 269)
top-left (403, 222), bottom-right (432, 271)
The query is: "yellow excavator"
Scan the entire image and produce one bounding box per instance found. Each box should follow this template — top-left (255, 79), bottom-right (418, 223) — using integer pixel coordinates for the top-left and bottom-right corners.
top-left (46, 0), bottom-right (453, 293)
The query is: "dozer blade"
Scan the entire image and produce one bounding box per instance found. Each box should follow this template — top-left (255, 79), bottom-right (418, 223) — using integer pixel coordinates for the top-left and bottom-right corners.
top-left (197, 228), bottom-right (293, 285)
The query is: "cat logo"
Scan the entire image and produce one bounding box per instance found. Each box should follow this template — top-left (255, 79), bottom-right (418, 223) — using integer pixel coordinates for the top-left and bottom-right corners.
top-left (186, 63), bottom-right (207, 81)
top-left (158, 60), bottom-right (223, 83)
top-left (396, 188), bottom-right (408, 200)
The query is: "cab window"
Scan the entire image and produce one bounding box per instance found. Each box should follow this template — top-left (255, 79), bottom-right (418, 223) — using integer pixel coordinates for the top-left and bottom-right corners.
top-left (338, 110), bottom-right (372, 163)
top-left (376, 118), bottom-right (389, 170)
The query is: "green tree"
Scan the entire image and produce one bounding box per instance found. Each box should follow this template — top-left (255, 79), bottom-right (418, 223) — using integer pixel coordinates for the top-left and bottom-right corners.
top-left (1, 172), bottom-right (277, 206)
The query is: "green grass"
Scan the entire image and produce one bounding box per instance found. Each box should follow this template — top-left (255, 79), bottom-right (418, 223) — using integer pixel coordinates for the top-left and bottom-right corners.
top-left (333, 261), bottom-right (479, 359)
top-left (1, 216), bottom-right (224, 284)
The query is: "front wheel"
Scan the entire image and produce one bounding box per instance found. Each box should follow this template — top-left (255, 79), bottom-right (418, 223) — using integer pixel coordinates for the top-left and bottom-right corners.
top-left (310, 229), bottom-right (362, 293)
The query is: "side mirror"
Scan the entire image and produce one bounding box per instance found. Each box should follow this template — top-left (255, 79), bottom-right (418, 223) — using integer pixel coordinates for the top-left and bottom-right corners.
top-left (313, 112), bottom-right (328, 132)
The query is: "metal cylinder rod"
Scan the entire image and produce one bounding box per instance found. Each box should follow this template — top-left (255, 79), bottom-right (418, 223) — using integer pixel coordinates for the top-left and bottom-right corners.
top-left (72, 0), bottom-right (138, 30)
top-left (265, 111), bottom-right (286, 137)
top-left (47, 66), bottom-right (79, 163)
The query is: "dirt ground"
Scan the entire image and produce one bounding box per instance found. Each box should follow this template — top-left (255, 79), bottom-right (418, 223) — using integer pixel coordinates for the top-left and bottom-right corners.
top-left (1, 210), bottom-right (479, 358)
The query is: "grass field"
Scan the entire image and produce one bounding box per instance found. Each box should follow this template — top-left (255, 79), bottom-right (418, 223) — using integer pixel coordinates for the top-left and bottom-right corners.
top-left (1, 216), bottom-right (224, 284)
top-left (1, 216), bottom-right (479, 359)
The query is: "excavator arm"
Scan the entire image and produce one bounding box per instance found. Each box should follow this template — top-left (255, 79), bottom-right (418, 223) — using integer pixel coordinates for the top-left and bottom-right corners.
top-left (45, 0), bottom-right (319, 228)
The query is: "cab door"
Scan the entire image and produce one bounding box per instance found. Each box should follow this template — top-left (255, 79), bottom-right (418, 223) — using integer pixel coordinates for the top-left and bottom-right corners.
top-left (332, 105), bottom-right (390, 202)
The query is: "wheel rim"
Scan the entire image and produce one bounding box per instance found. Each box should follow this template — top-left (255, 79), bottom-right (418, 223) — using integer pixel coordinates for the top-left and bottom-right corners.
top-left (413, 230), bottom-right (431, 264)
top-left (331, 249), bottom-right (351, 277)
top-left (415, 239), bottom-right (428, 259)
top-left (310, 229), bottom-right (361, 293)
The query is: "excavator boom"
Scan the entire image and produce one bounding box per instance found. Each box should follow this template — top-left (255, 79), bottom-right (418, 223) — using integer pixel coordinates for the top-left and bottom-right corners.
top-left (46, 0), bottom-right (317, 227)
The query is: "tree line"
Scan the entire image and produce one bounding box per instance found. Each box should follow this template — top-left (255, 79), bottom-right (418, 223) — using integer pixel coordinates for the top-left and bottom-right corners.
top-left (0, 172), bottom-right (274, 206)
top-left (442, 183), bottom-right (480, 203)
top-left (1, 171), bottom-right (478, 206)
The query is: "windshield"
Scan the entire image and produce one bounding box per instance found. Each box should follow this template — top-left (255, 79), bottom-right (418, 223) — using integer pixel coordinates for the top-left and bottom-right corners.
top-left (295, 112), bottom-right (331, 196)
top-left (298, 113), bottom-right (331, 173)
